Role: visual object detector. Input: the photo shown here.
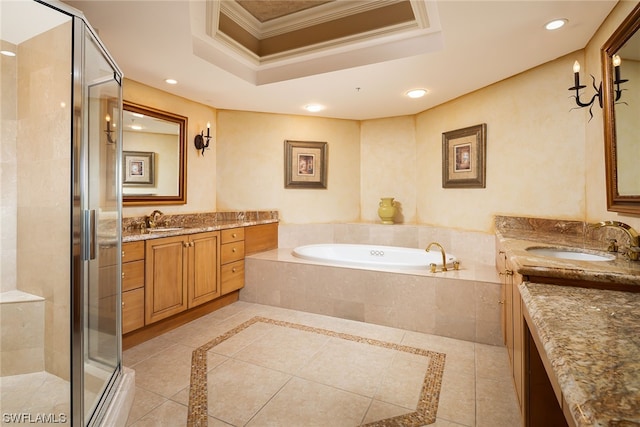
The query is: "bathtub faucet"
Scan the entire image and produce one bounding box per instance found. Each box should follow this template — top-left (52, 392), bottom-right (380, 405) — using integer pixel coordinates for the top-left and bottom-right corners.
top-left (589, 220), bottom-right (639, 261)
top-left (426, 242), bottom-right (448, 272)
top-left (146, 210), bottom-right (164, 229)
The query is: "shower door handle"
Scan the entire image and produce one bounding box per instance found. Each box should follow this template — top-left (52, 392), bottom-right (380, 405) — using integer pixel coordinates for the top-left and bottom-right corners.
top-left (83, 209), bottom-right (96, 260)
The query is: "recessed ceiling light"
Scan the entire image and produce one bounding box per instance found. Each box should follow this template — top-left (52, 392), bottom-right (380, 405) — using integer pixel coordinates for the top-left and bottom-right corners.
top-left (304, 104), bottom-right (324, 113)
top-left (406, 89), bottom-right (428, 99)
top-left (1, 50), bottom-right (16, 57)
top-left (165, 78), bottom-right (178, 85)
top-left (545, 19), bottom-right (567, 30)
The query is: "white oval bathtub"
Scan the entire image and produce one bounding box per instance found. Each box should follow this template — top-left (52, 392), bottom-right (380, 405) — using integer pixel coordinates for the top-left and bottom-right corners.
top-left (292, 243), bottom-right (457, 269)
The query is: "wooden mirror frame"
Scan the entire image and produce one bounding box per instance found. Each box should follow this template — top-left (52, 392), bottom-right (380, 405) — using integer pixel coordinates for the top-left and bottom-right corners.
top-left (602, 4), bottom-right (640, 214)
top-left (123, 101), bottom-right (188, 206)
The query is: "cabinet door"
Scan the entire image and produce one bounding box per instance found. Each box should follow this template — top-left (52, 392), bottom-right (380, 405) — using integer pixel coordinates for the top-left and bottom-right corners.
top-left (221, 241), bottom-right (245, 264)
top-left (221, 260), bottom-right (244, 295)
top-left (122, 260), bottom-right (144, 292)
top-left (145, 236), bottom-right (188, 324)
top-left (122, 288), bottom-right (145, 334)
top-left (188, 231), bottom-right (221, 308)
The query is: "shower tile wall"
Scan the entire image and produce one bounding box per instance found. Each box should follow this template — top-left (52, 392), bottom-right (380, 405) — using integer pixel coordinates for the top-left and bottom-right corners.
top-left (14, 22), bottom-right (72, 380)
top-left (1, 38), bottom-right (18, 294)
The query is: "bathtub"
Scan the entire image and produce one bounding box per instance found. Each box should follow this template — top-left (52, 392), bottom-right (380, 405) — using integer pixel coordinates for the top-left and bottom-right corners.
top-left (292, 243), bottom-right (457, 269)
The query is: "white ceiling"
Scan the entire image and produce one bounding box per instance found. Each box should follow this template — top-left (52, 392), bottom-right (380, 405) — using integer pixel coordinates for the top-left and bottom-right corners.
top-left (60, 0), bottom-right (617, 120)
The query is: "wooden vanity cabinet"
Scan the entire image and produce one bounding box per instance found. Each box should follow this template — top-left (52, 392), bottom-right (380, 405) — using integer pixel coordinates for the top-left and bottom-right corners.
top-left (121, 241), bottom-right (145, 334)
top-left (123, 222), bottom-right (278, 349)
top-left (220, 227), bottom-right (245, 295)
top-left (496, 245), bottom-right (525, 421)
top-left (145, 231), bottom-right (221, 324)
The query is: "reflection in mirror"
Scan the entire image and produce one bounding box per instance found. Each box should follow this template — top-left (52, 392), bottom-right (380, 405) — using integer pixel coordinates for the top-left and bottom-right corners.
top-left (122, 102), bottom-right (187, 206)
top-left (602, 4), bottom-right (640, 214)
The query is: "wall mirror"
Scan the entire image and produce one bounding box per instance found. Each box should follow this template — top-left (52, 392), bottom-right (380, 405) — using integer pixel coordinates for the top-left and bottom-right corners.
top-left (122, 101), bottom-right (187, 206)
top-left (602, 4), bottom-right (640, 214)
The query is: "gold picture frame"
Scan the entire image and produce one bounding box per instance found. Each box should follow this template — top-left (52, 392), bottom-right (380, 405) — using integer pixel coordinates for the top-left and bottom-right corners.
top-left (442, 124), bottom-right (487, 188)
top-left (284, 140), bottom-right (328, 189)
top-left (123, 150), bottom-right (155, 186)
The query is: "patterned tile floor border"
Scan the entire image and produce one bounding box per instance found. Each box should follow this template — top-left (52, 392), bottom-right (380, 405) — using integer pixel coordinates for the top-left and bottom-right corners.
top-left (187, 316), bottom-right (446, 426)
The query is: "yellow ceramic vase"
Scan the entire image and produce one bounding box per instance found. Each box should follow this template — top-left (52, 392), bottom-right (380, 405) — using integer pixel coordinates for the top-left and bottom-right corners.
top-left (378, 197), bottom-right (396, 224)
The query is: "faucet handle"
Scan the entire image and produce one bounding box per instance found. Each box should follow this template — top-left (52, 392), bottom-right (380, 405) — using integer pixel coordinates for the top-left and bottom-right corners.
top-left (607, 239), bottom-right (618, 252)
top-left (626, 246), bottom-right (640, 261)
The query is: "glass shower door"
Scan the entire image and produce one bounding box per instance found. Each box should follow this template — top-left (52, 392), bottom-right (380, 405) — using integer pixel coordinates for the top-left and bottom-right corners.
top-left (74, 21), bottom-right (123, 426)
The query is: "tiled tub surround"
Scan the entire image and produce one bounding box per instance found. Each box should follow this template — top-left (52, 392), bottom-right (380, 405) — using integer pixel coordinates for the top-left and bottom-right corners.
top-left (243, 223), bottom-right (502, 345)
top-left (520, 283), bottom-right (640, 427)
top-left (495, 215), bottom-right (640, 287)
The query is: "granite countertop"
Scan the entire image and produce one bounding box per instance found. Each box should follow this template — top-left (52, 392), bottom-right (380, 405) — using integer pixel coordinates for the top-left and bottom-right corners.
top-left (520, 282), bottom-right (640, 427)
top-left (497, 228), bottom-right (640, 287)
top-left (122, 218), bottom-right (278, 243)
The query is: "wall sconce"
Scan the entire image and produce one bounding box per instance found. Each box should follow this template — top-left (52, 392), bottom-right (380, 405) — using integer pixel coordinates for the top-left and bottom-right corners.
top-left (569, 56), bottom-right (627, 120)
top-left (194, 122), bottom-right (211, 156)
top-left (105, 114), bottom-right (116, 144)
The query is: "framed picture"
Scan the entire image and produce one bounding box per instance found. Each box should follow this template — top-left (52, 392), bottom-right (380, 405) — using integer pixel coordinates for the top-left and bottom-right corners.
top-left (123, 151), bottom-right (155, 186)
top-left (284, 140), bottom-right (328, 189)
top-left (442, 124), bottom-right (487, 188)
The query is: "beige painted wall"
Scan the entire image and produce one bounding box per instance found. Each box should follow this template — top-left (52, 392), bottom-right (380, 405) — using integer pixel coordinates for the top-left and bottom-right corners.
top-left (414, 54), bottom-right (587, 232)
top-left (360, 116), bottom-right (417, 224)
top-left (123, 79), bottom-right (217, 217)
top-left (216, 110), bottom-right (361, 223)
top-left (129, 1), bottom-right (640, 234)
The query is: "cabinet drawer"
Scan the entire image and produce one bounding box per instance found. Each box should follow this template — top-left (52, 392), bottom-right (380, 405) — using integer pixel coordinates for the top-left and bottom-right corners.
top-left (221, 260), bottom-right (244, 295)
top-left (221, 241), bottom-right (245, 264)
top-left (122, 288), bottom-right (145, 334)
top-left (122, 260), bottom-right (145, 292)
top-left (122, 241), bottom-right (144, 263)
top-left (221, 227), bottom-right (244, 244)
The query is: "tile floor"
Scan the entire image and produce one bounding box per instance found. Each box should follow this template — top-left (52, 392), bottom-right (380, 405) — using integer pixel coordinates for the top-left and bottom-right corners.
top-left (124, 301), bottom-right (521, 427)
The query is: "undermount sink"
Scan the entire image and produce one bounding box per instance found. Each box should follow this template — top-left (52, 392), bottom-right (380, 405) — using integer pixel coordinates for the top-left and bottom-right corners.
top-left (525, 246), bottom-right (615, 262)
top-left (148, 227), bottom-right (184, 232)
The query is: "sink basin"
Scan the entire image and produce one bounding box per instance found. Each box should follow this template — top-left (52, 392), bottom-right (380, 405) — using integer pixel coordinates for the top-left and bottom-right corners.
top-left (525, 246), bottom-right (615, 262)
top-left (148, 227), bottom-right (184, 232)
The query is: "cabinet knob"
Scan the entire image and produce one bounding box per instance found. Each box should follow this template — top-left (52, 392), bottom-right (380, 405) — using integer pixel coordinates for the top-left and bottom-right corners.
top-left (122, 251), bottom-right (125, 258)
top-left (232, 267), bottom-right (237, 273)
top-left (122, 272), bottom-right (125, 279)
top-left (232, 233), bottom-right (237, 238)
top-left (122, 301), bottom-right (125, 308)
top-left (232, 248), bottom-right (236, 253)
top-left (498, 300), bottom-right (505, 305)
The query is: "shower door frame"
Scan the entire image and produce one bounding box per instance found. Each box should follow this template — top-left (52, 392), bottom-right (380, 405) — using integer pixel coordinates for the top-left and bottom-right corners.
top-left (66, 4), bottom-right (124, 425)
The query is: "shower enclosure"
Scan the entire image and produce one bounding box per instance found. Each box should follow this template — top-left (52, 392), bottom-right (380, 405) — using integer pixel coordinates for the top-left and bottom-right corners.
top-left (1, 1), bottom-right (130, 425)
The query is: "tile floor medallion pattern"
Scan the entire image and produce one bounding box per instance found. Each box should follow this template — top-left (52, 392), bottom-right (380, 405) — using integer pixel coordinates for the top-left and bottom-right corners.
top-left (187, 316), bottom-right (446, 427)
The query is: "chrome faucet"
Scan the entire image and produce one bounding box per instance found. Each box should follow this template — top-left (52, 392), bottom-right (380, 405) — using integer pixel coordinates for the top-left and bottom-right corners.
top-left (426, 242), bottom-right (448, 272)
top-left (146, 210), bottom-right (164, 229)
top-left (590, 220), bottom-right (639, 261)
